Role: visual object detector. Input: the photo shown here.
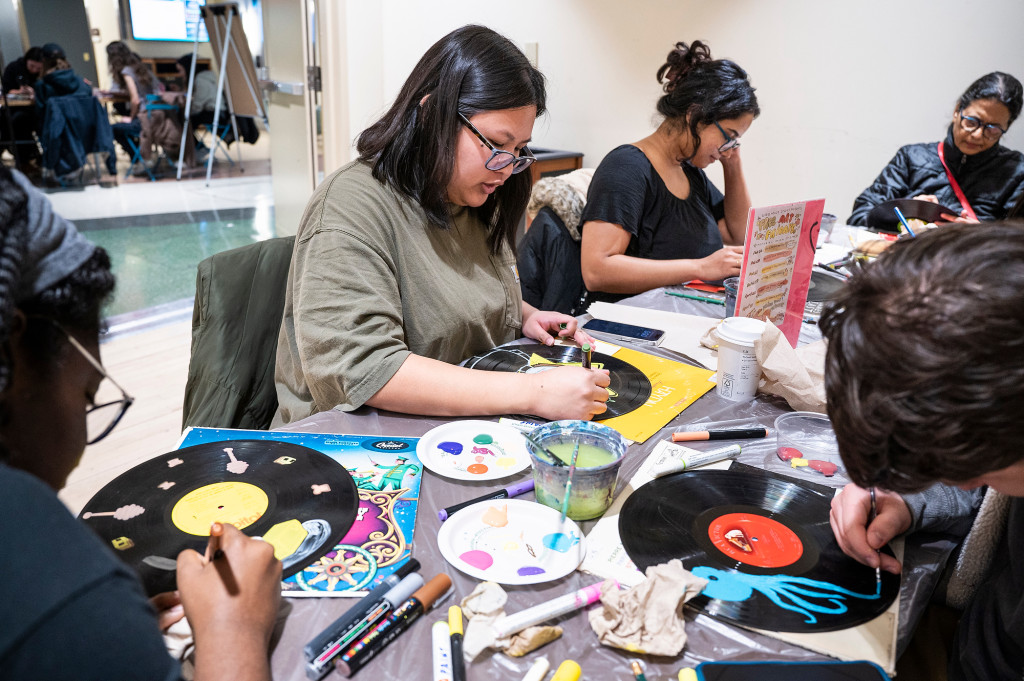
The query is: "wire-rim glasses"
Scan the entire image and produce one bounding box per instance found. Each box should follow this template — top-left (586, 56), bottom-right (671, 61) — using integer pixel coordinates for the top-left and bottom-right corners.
top-left (458, 112), bottom-right (536, 174)
top-left (957, 110), bottom-right (1007, 140)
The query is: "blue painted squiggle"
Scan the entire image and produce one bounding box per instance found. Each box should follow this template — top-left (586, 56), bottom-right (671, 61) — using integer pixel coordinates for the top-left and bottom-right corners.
top-left (692, 566), bottom-right (881, 624)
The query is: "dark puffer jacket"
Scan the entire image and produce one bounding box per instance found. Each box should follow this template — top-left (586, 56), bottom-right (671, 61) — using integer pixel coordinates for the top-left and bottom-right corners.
top-left (848, 127), bottom-right (1024, 226)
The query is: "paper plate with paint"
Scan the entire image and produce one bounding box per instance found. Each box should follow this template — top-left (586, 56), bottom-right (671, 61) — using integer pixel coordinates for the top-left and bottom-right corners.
top-left (436, 498), bottom-right (586, 584)
top-left (417, 420), bottom-right (531, 481)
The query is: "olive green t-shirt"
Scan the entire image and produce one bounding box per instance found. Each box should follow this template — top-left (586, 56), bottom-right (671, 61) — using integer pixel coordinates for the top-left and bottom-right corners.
top-left (273, 161), bottom-right (523, 425)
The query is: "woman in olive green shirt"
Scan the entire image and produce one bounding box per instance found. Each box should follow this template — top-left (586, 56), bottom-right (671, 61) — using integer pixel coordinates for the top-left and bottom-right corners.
top-left (274, 25), bottom-right (609, 425)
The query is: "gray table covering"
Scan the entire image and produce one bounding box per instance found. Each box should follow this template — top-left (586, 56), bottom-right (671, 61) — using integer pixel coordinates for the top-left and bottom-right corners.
top-left (266, 289), bottom-right (960, 680)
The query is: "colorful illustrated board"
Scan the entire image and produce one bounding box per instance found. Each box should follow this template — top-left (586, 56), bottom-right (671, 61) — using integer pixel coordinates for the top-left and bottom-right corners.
top-left (595, 341), bottom-right (716, 444)
top-left (436, 498), bottom-right (586, 585)
top-left (176, 427), bottom-right (422, 597)
top-left (416, 420), bottom-right (531, 481)
top-left (736, 198), bottom-right (826, 346)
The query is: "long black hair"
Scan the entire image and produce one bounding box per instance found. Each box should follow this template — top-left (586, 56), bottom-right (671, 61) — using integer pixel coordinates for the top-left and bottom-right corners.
top-left (957, 71), bottom-right (1023, 126)
top-left (655, 40), bottom-right (759, 160)
top-left (356, 25), bottom-right (546, 255)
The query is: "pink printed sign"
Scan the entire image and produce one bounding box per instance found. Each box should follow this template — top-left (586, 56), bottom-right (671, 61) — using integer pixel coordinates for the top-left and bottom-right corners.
top-left (734, 199), bottom-right (826, 346)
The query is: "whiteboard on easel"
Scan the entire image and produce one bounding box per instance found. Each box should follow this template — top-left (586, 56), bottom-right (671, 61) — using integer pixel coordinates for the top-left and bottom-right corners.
top-left (202, 2), bottom-right (265, 119)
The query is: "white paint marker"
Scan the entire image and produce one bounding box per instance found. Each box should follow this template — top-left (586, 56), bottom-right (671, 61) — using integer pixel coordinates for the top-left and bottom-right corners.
top-left (649, 441), bottom-right (742, 478)
top-left (432, 621), bottom-right (452, 681)
top-left (494, 582), bottom-right (606, 639)
top-left (521, 657), bottom-right (551, 681)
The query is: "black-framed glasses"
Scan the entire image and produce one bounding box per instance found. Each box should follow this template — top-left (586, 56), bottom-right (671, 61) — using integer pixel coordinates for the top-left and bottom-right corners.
top-left (713, 121), bottom-right (741, 152)
top-left (458, 112), bottom-right (536, 174)
top-left (958, 111), bottom-right (1007, 140)
top-left (58, 327), bottom-right (135, 445)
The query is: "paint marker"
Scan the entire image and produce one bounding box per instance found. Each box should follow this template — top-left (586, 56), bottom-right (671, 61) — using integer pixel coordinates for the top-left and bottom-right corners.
top-left (893, 206), bottom-right (916, 237)
top-left (432, 621), bottom-right (452, 681)
top-left (304, 558), bottom-right (421, 677)
top-left (631, 660), bottom-right (648, 681)
top-left (334, 573), bottom-right (452, 677)
top-left (493, 582), bottom-right (607, 639)
top-left (650, 441), bottom-right (742, 478)
top-left (582, 343), bottom-right (592, 369)
top-left (306, 572), bottom-right (424, 678)
top-left (678, 669), bottom-right (699, 681)
top-left (551, 660), bottom-right (582, 681)
top-left (521, 658), bottom-right (550, 681)
top-left (664, 290), bottom-right (726, 305)
top-left (672, 427), bottom-right (768, 442)
top-left (448, 606), bottom-right (466, 681)
top-left (438, 479), bottom-right (535, 521)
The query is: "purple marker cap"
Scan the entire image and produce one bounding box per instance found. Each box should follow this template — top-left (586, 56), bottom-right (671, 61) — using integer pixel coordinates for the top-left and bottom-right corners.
top-left (506, 478), bottom-right (535, 496)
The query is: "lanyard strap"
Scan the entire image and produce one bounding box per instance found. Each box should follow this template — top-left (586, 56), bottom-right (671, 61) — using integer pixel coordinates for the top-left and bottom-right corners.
top-left (937, 142), bottom-right (978, 221)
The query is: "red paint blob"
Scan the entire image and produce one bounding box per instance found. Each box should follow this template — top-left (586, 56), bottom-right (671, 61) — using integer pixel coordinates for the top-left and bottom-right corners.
top-left (467, 463), bottom-right (489, 475)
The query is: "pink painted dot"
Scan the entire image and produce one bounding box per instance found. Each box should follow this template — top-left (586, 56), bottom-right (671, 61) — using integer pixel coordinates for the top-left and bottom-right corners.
top-left (467, 463), bottom-right (489, 475)
top-left (777, 446), bottom-right (802, 461)
top-left (460, 550), bottom-right (493, 570)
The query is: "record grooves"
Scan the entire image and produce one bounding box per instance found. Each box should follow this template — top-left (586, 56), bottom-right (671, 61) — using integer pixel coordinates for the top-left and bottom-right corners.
top-left (464, 343), bottom-right (652, 419)
top-left (619, 469), bottom-right (899, 632)
top-left (79, 440), bottom-right (359, 595)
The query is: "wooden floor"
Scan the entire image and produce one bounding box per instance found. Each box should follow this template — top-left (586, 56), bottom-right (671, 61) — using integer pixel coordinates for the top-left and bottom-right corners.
top-left (59, 319), bottom-right (193, 514)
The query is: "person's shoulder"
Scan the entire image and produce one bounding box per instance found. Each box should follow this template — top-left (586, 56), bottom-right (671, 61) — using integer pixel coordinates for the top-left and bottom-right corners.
top-left (302, 161), bottom-right (418, 238)
top-left (599, 144), bottom-right (650, 167)
top-left (593, 145), bottom-right (654, 182)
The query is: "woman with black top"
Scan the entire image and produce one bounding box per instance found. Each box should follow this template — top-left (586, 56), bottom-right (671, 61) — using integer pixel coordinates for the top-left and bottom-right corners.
top-left (580, 40), bottom-right (759, 301)
top-left (848, 72), bottom-right (1024, 227)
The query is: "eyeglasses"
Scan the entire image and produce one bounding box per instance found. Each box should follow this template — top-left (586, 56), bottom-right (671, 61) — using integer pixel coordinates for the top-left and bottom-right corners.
top-left (58, 326), bottom-right (135, 445)
top-left (958, 111), bottom-right (1007, 140)
top-left (458, 112), bottom-right (536, 174)
top-left (713, 121), bottom-right (741, 152)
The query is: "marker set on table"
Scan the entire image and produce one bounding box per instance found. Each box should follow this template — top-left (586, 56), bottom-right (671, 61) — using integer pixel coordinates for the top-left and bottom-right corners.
top-left (304, 558), bottom-right (452, 679)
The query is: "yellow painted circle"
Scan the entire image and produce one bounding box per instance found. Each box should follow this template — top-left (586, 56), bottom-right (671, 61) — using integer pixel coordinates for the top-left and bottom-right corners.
top-left (171, 482), bottom-right (269, 536)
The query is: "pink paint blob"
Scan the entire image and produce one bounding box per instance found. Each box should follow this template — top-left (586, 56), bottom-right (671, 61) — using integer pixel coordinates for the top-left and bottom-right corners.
top-left (460, 550), bottom-right (494, 570)
top-left (777, 446), bottom-right (802, 461)
top-left (467, 463), bottom-right (489, 475)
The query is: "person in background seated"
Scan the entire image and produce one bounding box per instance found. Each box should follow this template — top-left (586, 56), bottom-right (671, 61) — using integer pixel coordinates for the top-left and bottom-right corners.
top-left (274, 25), bottom-right (609, 427)
top-left (33, 43), bottom-right (91, 110)
top-left (1, 46), bottom-right (42, 95)
top-left (104, 41), bottom-right (160, 171)
top-left (0, 47), bottom-right (44, 172)
top-left (848, 73), bottom-right (1024, 227)
top-left (824, 222), bottom-right (1024, 680)
top-left (579, 40), bottom-right (758, 303)
top-left (0, 166), bottom-right (282, 680)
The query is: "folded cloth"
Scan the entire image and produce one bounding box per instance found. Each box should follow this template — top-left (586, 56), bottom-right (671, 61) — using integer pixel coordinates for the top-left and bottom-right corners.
top-left (588, 559), bottom-right (706, 656)
top-left (754, 321), bottom-right (827, 413)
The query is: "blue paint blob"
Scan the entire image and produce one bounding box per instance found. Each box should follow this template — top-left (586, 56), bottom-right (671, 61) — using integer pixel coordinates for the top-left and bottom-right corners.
top-left (542, 532), bottom-right (579, 553)
top-left (438, 441), bottom-right (463, 455)
top-left (517, 566), bottom-right (546, 576)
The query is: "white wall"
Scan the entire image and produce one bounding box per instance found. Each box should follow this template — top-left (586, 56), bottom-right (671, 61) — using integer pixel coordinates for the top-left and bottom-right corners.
top-left (326, 0), bottom-right (1024, 223)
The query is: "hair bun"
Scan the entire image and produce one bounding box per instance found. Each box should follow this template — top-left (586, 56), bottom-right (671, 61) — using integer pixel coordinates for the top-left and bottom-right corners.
top-left (657, 40), bottom-right (713, 93)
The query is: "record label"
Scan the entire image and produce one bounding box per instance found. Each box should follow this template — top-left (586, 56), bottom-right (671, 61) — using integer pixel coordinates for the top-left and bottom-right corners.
top-left (706, 512), bottom-right (803, 569)
top-left (171, 482), bottom-right (269, 535)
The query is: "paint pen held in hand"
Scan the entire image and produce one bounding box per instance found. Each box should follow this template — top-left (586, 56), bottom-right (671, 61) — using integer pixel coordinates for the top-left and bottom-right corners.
top-left (581, 343), bottom-right (593, 369)
top-left (649, 441), bottom-right (742, 478)
top-left (335, 573), bottom-right (453, 677)
top-left (304, 558), bottom-right (422, 679)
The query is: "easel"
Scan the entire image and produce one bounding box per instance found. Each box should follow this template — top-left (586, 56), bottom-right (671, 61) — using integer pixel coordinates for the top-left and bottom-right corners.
top-left (176, 2), bottom-right (269, 184)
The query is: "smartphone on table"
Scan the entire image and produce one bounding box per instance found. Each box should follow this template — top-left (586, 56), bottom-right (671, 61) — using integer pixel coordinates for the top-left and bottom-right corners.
top-left (581, 319), bottom-right (666, 346)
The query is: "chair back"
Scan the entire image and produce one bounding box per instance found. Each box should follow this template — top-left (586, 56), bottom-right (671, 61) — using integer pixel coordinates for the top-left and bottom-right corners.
top-left (182, 236), bottom-right (295, 430)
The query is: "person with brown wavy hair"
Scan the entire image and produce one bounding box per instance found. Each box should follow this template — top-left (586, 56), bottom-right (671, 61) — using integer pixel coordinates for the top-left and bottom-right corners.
top-left (579, 40), bottom-right (759, 302)
top-left (823, 222), bottom-right (1024, 679)
top-left (104, 40), bottom-right (160, 169)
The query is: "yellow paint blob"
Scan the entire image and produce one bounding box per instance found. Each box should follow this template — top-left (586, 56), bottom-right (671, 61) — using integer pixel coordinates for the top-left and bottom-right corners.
top-left (263, 519), bottom-right (309, 560)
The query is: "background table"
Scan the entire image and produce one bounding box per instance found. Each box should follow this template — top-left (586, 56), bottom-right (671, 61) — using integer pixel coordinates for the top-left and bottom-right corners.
top-left (263, 289), bottom-right (961, 681)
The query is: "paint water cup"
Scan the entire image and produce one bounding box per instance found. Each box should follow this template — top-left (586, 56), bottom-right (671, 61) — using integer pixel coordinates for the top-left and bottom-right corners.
top-left (526, 420), bottom-right (627, 521)
top-left (820, 213), bottom-right (838, 244)
top-left (715, 317), bottom-right (766, 402)
top-left (723, 277), bottom-right (739, 318)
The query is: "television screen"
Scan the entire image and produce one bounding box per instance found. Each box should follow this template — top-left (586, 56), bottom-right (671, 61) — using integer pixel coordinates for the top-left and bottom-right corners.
top-left (128, 0), bottom-right (209, 42)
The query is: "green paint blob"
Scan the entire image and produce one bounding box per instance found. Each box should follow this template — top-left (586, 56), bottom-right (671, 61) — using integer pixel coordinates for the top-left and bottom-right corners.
top-left (472, 433), bottom-right (494, 445)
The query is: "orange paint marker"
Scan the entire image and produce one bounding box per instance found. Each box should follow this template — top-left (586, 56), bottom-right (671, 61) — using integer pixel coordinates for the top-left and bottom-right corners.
top-left (672, 428), bottom-right (768, 442)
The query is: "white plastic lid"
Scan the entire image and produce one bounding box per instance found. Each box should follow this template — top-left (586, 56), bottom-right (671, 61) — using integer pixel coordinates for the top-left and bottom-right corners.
top-left (717, 317), bottom-right (766, 346)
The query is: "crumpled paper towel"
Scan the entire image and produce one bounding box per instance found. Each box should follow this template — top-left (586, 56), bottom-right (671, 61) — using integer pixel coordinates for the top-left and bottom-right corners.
top-left (461, 582), bottom-right (563, 659)
top-left (754, 321), bottom-right (827, 413)
top-left (588, 559), bottom-right (707, 656)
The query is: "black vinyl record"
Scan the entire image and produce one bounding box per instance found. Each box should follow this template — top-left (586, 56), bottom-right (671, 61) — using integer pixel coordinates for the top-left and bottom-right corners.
top-left (807, 268), bottom-right (848, 303)
top-left (867, 198), bottom-right (957, 233)
top-left (619, 469), bottom-right (899, 632)
top-left (465, 343), bottom-right (653, 419)
top-left (79, 440), bottom-right (359, 596)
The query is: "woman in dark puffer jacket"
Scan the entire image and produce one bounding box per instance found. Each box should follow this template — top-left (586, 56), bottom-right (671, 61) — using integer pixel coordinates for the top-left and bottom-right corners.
top-left (849, 72), bottom-right (1024, 227)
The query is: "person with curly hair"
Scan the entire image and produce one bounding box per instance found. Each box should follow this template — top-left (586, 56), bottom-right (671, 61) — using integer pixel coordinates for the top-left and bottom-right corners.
top-left (578, 40), bottom-right (759, 302)
top-left (0, 167), bottom-right (281, 680)
top-left (823, 222), bottom-right (1024, 679)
